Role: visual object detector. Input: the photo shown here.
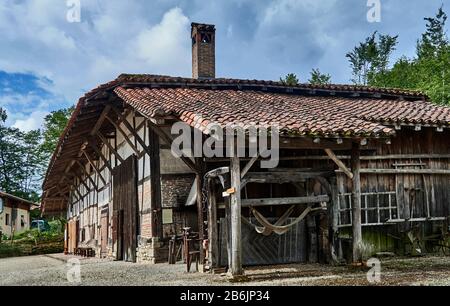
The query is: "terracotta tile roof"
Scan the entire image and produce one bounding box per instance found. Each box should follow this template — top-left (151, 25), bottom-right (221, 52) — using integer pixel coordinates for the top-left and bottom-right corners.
top-left (41, 74), bottom-right (450, 213)
top-left (116, 74), bottom-right (426, 100)
top-left (114, 85), bottom-right (449, 137)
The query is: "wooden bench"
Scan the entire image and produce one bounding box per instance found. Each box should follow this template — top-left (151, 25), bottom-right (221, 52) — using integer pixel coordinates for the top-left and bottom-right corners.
top-left (75, 247), bottom-right (95, 257)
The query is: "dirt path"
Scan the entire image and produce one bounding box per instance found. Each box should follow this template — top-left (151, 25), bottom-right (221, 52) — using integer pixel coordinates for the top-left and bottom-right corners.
top-left (0, 254), bottom-right (449, 286)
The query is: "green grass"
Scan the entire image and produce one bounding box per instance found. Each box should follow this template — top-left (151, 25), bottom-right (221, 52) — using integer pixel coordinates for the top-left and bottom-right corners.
top-left (0, 219), bottom-right (65, 258)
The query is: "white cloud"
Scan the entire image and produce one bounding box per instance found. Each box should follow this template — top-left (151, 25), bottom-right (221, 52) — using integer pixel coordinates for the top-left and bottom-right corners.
top-left (12, 110), bottom-right (49, 132)
top-left (0, 0), bottom-right (444, 110)
top-left (133, 7), bottom-right (190, 74)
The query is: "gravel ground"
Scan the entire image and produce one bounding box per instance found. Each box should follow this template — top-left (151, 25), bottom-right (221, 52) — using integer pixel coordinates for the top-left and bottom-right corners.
top-left (0, 254), bottom-right (449, 286)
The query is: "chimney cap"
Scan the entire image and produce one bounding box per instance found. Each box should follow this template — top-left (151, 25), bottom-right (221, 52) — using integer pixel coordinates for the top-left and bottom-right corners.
top-left (191, 22), bottom-right (216, 32)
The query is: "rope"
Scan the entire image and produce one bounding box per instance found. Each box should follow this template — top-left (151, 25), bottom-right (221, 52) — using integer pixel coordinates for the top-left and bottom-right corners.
top-left (253, 205), bottom-right (296, 236)
top-left (250, 205), bottom-right (313, 235)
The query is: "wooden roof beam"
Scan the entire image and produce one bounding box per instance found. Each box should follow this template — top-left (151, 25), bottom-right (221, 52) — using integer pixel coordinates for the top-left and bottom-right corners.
top-left (324, 148), bottom-right (354, 179)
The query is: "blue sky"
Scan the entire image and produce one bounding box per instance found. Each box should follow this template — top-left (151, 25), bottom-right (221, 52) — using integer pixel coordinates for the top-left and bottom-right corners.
top-left (0, 0), bottom-right (447, 131)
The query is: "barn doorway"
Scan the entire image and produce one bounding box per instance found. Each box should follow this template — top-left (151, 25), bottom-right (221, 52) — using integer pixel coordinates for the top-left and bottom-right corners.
top-left (67, 218), bottom-right (79, 254)
top-left (112, 155), bottom-right (138, 262)
top-left (100, 209), bottom-right (109, 258)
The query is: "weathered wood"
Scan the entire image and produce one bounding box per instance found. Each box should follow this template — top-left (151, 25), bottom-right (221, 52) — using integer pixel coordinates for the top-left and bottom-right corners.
top-left (357, 169), bottom-right (450, 175)
top-left (241, 195), bottom-right (329, 207)
top-left (97, 132), bottom-right (125, 163)
top-left (241, 170), bottom-right (334, 188)
top-left (207, 153), bottom-right (450, 162)
top-left (82, 150), bottom-right (107, 186)
top-left (90, 105), bottom-right (111, 136)
top-left (223, 175), bottom-right (232, 270)
top-left (109, 107), bottom-right (153, 157)
top-left (240, 154), bottom-right (259, 179)
top-left (207, 180), bottom-right (219, 268)
top-left (112, 155), bottom-right (138, 262)
top-left (351, 142), bottom-right (363, 263)
top-left (329, 177), bottom-right (341, 263)
top-left (324, 148), bottom-right (354, 179)
top-left (149, 128), bottom-right (162, 239)
top-left (146, 120), bottom-right (198, 173)
top-left (230, 156), bottom-right (243, 276)
top-left (195, 157), bottom-right (205, 271)
top-left (106, 115), bottom-right (141, 155)
top-left (75, 160), bottom-right (99, 192)
top-left (87, 139), bottom-right (114, 173)
top-left (306, 215), bottom-right (318, 263)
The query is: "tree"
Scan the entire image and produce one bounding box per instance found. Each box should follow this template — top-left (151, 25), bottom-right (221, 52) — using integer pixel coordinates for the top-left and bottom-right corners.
top-left (280, 73), bottom-right (299, 86)
top-left (41, 107), bottom-right (74, 160)
top-left (308, 68), bottom-right (331, 85)
top-left (417, 6), bottom-right (448, 59)
top-left (0, 108), bottom-right (43, 201)
top-left (366, 7), bottom-right (450, 104)
top-left (346, 31), bottom-right (398, 85)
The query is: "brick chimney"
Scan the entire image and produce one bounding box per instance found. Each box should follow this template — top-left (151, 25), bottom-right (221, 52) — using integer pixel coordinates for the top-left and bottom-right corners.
top-left (191, 23), bottom-right (215, 79)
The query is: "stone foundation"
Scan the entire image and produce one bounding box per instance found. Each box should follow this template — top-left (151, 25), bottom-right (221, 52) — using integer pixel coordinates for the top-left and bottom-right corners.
top-left (136, 236), bottom-right (168, 263)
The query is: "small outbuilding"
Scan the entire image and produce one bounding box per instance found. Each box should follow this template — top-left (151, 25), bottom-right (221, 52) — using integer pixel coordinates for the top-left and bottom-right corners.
top-left (0, 191), bottom-right (39, 238)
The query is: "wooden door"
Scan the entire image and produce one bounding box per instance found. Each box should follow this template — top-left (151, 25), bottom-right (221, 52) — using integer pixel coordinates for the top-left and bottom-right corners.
top-left (100, 210), bottom-right (109, 257)
top-left (68, 219), bottom-right (79, 254)
top-left (219, 217), bottom-right (307, 266)
top-left (112, 155), bottom-right (138, 262)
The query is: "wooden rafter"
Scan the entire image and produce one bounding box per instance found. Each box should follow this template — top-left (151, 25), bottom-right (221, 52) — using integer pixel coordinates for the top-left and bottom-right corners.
top-left (75, 160), bottom-right (99, 192)
top-left (146, 118), bottom-right (198, 173)
top-left (97, 132), bottom-right (124, 163)
top-left (240, 154), bottom-right (259, 179)
top-left (324, 148), bottom-right (354, 179)
top-left (90, 105), bottom-right (112, 136)
top-left (110, 106), bottom-right (153, 157)
top-left (87, 139), bottom-right (114, 173)
top-left (105, 114), bottom-right (141, 155)
top-left (82, 150), bottom-right (107, 186)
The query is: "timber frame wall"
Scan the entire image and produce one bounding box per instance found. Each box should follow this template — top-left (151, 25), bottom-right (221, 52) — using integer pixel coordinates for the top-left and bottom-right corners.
top-left (63, 104), bottom-right (197, 262)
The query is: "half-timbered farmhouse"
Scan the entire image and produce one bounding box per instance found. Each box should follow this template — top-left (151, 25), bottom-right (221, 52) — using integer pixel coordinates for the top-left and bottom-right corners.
top-left (41, 23), bottom-right (450, 275)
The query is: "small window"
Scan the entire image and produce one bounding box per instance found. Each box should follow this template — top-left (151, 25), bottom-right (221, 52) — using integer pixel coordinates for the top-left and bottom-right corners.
top-left (162, 209), bottom-right (173, 225)
top-left (20, 215), bottom-right (25, 227)
top-left (5, 213), bottom-right (9, 226)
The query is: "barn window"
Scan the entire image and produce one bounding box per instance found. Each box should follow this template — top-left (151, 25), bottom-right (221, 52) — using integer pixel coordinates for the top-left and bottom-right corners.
top-left (20, 215), bottom-right (25, 227)
top-left (162, 208), bottom-right (173, 224)
top-left (5, 213), bottom-right (9, 226)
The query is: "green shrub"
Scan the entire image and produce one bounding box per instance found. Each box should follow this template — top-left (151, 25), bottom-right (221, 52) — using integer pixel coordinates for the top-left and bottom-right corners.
top-left (0, 244), bottom-right (23, 258)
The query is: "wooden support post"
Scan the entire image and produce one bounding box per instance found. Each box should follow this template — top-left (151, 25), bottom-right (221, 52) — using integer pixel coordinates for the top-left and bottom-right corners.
top-left (149, 128), bottom-right (162, 239)
top-left (230, 156), bottom-right (243, 276)
top-left (195, 157), bottom-right (205, 272)
top-left (207, 179), bottom-right (219, 269)
top-left (329, 177), bottom-right (342, 264)
top-left (223, 174), bottom-right (232, 271)
top-left (351, 142), bottom-right (363, 263)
